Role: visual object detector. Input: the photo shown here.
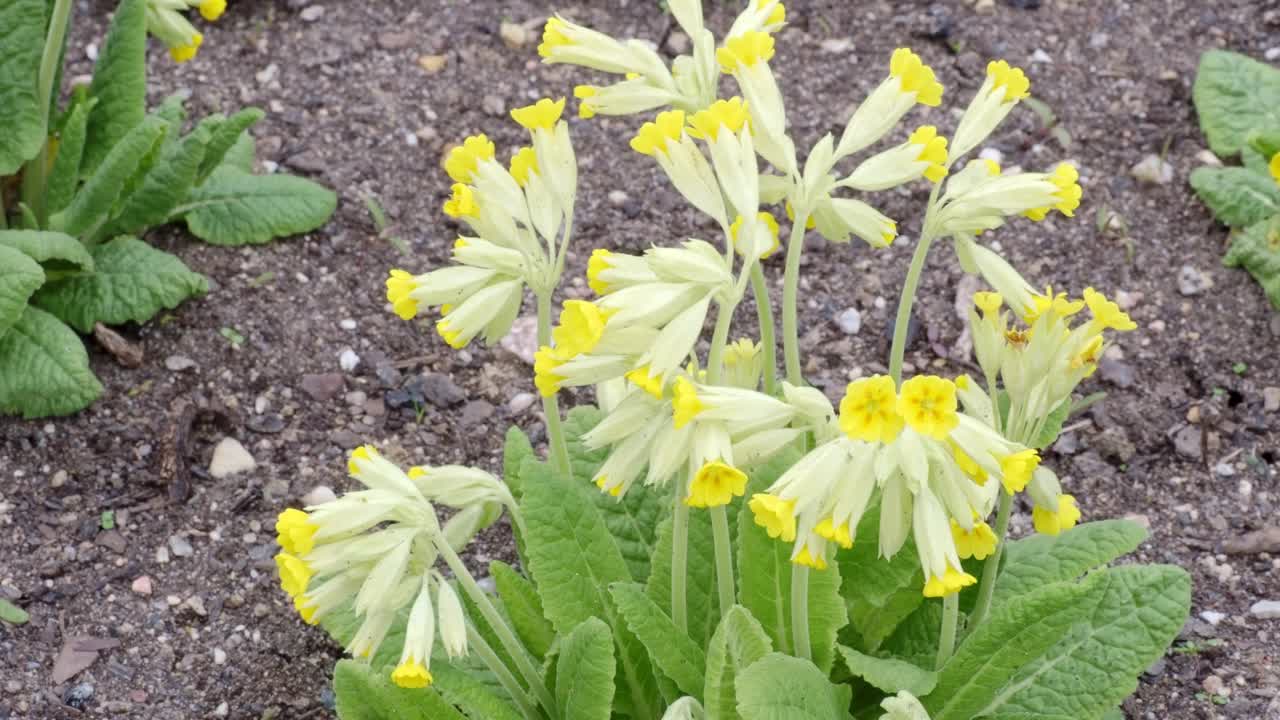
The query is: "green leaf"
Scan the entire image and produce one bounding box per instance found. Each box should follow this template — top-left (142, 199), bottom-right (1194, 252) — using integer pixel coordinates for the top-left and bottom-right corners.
top-left (993, 520), bottom-right (1148, 606)
top-left (51, 116), bottom-right (167, 239)
top-left (501, 426), bottom-right (535, 498)
top-left (0, 598), bottom-right (29, 625)
top-left (82, 0), bottom-right (147, 175)
top-left (47, 99), bottom-right (93, 215)
top-left (0, 0), bottom-right (46, 174)
top-left (837, 645), bottom-right (937, 697)
top-left (103, 121), bottom-right (211, 237)
top-left (1192, 50), bottom-right (1280, 156)
top-left (878, 602), bottom-right (942, 670)
top-left (737, 450), bottom-right (846, 673)
top-left (0, 305), bottom-right (101, 418)
top-left (332, 659), bottom-right (465, 720)
top-left (735, 652), bottom-right (849, 720)
top-left (1189, 166), bottom-right (1280, 227)
top-left (703, 605), bottom-right (773, 720)
top-left (556, 617), bottom-right (616, 720)
top-left (490, 561), bottom-right (556, 658)
top-left (0, 230), bottom-right (93, 275)
top-left (430, 662), bottom-right (525, 720)
top-left (181, 167), bottom-right (336, 245)
top-left (837, 497), bottom-right (924, 652)
top-left (1248, 128), bottom-right (1280, 160)
top-left (1032, 399), bottom-right (1071, 449)
top-left (0, 245), bottom-right (45, 338)
top-left (1223, 218), bottom-right (1280, 310)
top-left (1243, 144), bottom-right (1272, 175)
top-left (33, 236), bottom-right (207, 333)
top-left (197, 107), bottom-right (265, 183)
top-left (646, 510), bottom-right (720, 648)
top-left (221, 131), bottom-right (257, 174)
top-left (610, 582), bottom-right (706, 698)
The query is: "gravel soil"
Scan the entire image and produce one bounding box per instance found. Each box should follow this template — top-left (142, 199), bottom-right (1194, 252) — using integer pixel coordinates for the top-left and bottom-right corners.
top-left (2, 0), bottom-right (1278, 718)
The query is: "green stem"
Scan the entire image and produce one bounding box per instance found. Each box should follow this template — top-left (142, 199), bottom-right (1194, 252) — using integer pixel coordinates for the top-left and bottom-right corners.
top-left (535, 291), bottom-right (572, 478)
top-left (791, 563), bottom-right (812, 661)
top-left (967, 488), bottom-right (1014, 631)
top-left (437, 540), bottom-right (558, 718)
top-left (706, 297), bottom-right (736, 383)
top-left (466, 625), bottom-right (542, 720)
top-left (671, 479), bottom-right (690, 634)
top-left (750, 263), bottom-right (778, 395)
top-left (21, 0), bottom-right (73, 228)
top-left (781, 210), bottom-right (809, 386)
top-left (937, 592), bottom-right (959, 669)
top-left (888, 232), bottom-right (936, 386)
top-left (709, 505), bottom-right (735, 618)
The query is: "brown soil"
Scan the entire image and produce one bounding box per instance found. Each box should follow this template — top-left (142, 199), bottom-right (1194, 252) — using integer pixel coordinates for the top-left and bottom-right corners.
top-left (2, 0), bottom-right (1278, 718)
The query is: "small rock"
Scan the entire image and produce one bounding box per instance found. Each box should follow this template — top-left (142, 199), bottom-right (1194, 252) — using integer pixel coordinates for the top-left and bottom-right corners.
top-left (1172, 425), bottom-right (1202, 460)
top-left (213, 648), bottom-right (227, 665)
top-left (339, 349), bottom-right (361, 372)
top-left (375, 362), bottom-right (402, 388)
top-left (1225, 526), bottom-right (1280, 554)
top-left (1250, 600), bottom-right (1280, 619)
top-left (377, 31), bottom-right (414, 50)
top-left (300, 373), bottom-right (345, 401)
top-left (835, 308), bottom-right (862, 335)
top-left (246, 414), bottom-right (285, 434)
top-left (1130, 154), bottom-right (1174, 185)
top-left (1122, 513), bottom-right (1150, 530)
top-left (213, 701), bottom-right (229, 717)
top-left (482, 94), bottom-right (505, 116)
top-left (1199, 610), bottom-right (1226, 625)
top-left (1097, 358), bottom-right (1134, 388)
top-left (329, 429), bottom-right (363, 450)
top-left (665, 30), bottom-right (691, 54)
top-left (164, 355), bottom-right (196, 372)
top-left (302, 485), bottom-right (337, 506)
top-left (499, 21), bottom-right (528, 49)
top-left (1095, 428), bottom-right (1136, 464)
top-left (461, 400), bottom-right (495, 426)
top-left (50, 470), bottom-right (67, 488)
top-left (299, 5), bottom-right (324, 21)
top-left (96, 530), bottom-right (127, 555)
top-left (209, 437), bottom-right (256, 478)
top-left (181, 595), bottom-right (208, 618)
top-left (1113, 290), bottom-right (1141, 311)
top-left (819, 38), bottom-right (854, 54)
top-left (1030, 48), bottom-right (1052, 63)
top-left (500, 316), bottom-right (538, 364)
top-left (131, 576), bottom-right (153, 596)
top-left (263, 479), bottom-right (290, 503)
top-left (1263, 386), bottom-right (1280, 413)
top-left (1195, 149), bottom-right (1223, 167)
top-left (1213, 462), bottom-right (1235, 477)
top-left (418, 54), bottom-right (448, 74)
top-left (339, 319), bottom-right (357, 331)
top-left (1266, 47), bottom-right (1280, 62)
top-left (1203, 675), bottom-right (1226, 696)
top-left (167, 534), bottom-right (194, 558)
top-left (978, 147), bottom-right (1004, 165)
top-left (1177, 265), bottom-right (1213, 296)
top-left (1052, 432), bottom-right (1080, 455)
top-left (508, 392), bottom-right (536, 414)
top-left (422, 372), bottom-right (466, 407)
top-left (65, 683), bottom-right (95, 710)
top-left (607, 190), bottom-right (630, 207)
top-left (255, 64), bottom-right (278, 85)
top-left (345, 390), bottom-right (368, 406)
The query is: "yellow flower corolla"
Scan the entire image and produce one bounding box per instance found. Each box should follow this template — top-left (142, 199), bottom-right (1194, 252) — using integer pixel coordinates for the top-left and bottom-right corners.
top-left (889, 48), bottom-right (943, 106)
top-left (1024, 163), bottom-right (1082, 221)
top-left (509, 147), bottom-right (538, 186)
top-left (1071, 334), bottom-right (1103, 376)
top-left (538, 17), bottom-right (571, 57)
top-left (552, 300), bottom-right (610, 357)
top-left (1082, 287), bottom-right (1137, 332)
top-left (1025, 286), bottom-right (1084, 323)
top-left (275, 553), bottom-right (312, 598)
top-left (595, 475), bottom-right (623, 497)
top-left (749, 493), bottom-right (797, 542)
top-left (987, 60), bottom-right (1031, 102)
top-left (814, 518), bottom-right (853, 549)
top-left (391, 660), bottom-right (434, 689)
top-left (385, 269), bottom-right (419, 320)
top-left (756, 0), bottom-right (786, 26)
top-left (998, 449), bottom-right (1040, 494)
top-left (170, 32), bottom-right (202, 63)
top-left (949, 440), bottom-right (988, 485)
top-left (785, 201), bottom-right (816, 229)
top-left (436, 315), bottom-right (467, 349)
top-left (199, 0), bottom-right (225, 21)
top-left (276, 508), bottom-right (318, 556)
top-left (922, 564), bottom-right (977, 597)
top-left (574, 85), bottom-right (598, 119)
top-left (973, 291), bottom-right (1003, 317)
top-left (534, 346), bottom-right (566, 396)
top-left (444, 135), bottom-right (496, 183)
top-left (443, 183), bottom-right (480, 218)
top-left (672, 376), bottom-right (705, 428)
top-left (348, 445), bottom-right (376, 475)
top-left (625, 365), bottom-right (664, 398)
top-left (951, 520), bottom-right (997, 560)
top-left (1271, 152), bottom-right (1280, 184)
top-left (793, 543), bottom-right (828, 570)
top-left (729, 211), bottom-right (781, 258)
top-left (686, 461), bottom-right (748, 508)
top-left (896, 375), bottom-right (958, 440)
top-left (1033, 494), bottom-right (1081, 536)
top-left (983, 158), bottom-right (1002, 176)
top-left (294, 595), bottom-right (319, 625)
top-left (716, 31), bottom-right (775, 73)
top-left (511, 97), bottom-right (566, 131)
top-left (630, 110), bottom-right (686, 156)
top-left (839, 375), bottom-right (904, 443)
top-left (587, 249), bottom-right (612, 294)
top-left (687, 97), bottom-right (750, 141)
top-left (908, 126), bottom-right (949, 183)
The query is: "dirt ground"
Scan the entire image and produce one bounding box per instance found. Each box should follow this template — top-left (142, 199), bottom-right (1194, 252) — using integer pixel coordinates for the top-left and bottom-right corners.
top-left (1, 0), bottom-right (1278, 718)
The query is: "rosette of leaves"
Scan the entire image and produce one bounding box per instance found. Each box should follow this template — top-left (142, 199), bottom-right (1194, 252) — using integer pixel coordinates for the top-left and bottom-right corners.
top-left (1190, 50), bottom-right (1280, 308)
top-left (0, 0), bottom-right (336, 418)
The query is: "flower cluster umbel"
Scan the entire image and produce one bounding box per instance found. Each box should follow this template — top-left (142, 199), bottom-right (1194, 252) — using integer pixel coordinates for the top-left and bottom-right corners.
top-left (145, 0), bottom-right (226, 63)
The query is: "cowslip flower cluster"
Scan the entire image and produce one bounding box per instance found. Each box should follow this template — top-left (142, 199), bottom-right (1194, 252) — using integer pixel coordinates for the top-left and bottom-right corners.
top-left (146, 0), bottom-right (226, 63)
top-left (1270, 151), bottom-right (1280, 185)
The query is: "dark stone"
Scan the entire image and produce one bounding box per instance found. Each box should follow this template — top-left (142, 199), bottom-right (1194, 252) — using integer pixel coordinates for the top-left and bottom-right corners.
top-left (64, 684), bottom-right (94, 710)
top-left (460, 400), bottom-right (495, 426)
top-left (329, 429), bottom-right (363, 450)
top-left (247, 414), bottom-right (286, 434)
top-left (299, 373), bottom-right (345, 402)
top-left (1097, 358), bottom-right (1135, 388)
top-left (421, 372), bottom-right (466, 407)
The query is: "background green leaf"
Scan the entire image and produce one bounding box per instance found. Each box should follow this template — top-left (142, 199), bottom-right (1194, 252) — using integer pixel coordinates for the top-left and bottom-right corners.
top-left (1189, 166), bottom-right (1280, 228)
top-left (1223, 218), bottom-right (1280, 310)
top-left (735, 652), bottom-right (850, 720)
top-left (0, 245), bottom-right (45, 338)
top-left (837, 498), bottom-right (924, 652)
top-left (103, 121), bottom-right (212, 237)
top-left (1192, 50), bottom-right (1280, 156)
top-left (703, 606), bottom-right (772, 720)
top-left (47, 98), bottom-right (93, 215)
top-left (52, 115), bottom-right (167, 238)
top-left (611, 582), bottom-right (706, 698)
top-left (837, 645), bottom-right (936, 698)
top-left (993, 520), bottom-right (1147, 606)
top-left (81, 0), bottom-right (147, 175)
top-left (490, 561), bottom-right (556, 658)
top-left (181, 167), bottom-right (337, 245)
top-left (501, 426), bottom-right (535, 498)
top-left (647, 510), bottom-right (720, 648)
top-left (556, 617), bottom-right (617, 720)
top-left (0, 305), bottom-right (101, 418)
top-left (196, 107), bottom-right (265, 183)
top-left (0, 0), bottom-right (47, 175)
top-left (430, 662), bottom-right (525, 720)
top-left (332, 659), bottom-right (466, 720)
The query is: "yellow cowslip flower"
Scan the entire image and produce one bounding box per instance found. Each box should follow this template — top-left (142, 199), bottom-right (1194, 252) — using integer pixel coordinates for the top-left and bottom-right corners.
top-left (814, 518), bottom-right (853, 550)
top-left (442, 183), bottom-right (479, 218)
top-left (793, 543), bottom-right (828, 570)
top-left (922, 564), bottom-right (976, 598)
top-left (511, 98), bottom-right (566, 131)
top-left (973, 291), bottom-right (1003, 317)
top-left (509, 147), bottom-right (538, 186)
top-left (595, 475), bottom-right (623, 497)
top-left (198, 0), bottom-right (225, 21)
top-left (839, 375), bottom-right (904, 443)
top-left (538, 17), bottom-right (571, 57)
top-left (436, 314), bottom-right (467, 349)
top-left (275, 553), bottom-right (312, 598)
top-left (625, 365), bottom-right (664, 398)
top-left (998, 449), bottom-right (1040, 494)
top-left (574, 85), bottom-right (598, 119)
top-left (687, 97), bottom-right (750, 141)
top-left (1071, 334), bottom-right (1104, 376)
top-left (716, 30), bottom-right (775, 73)
top-left (729, 211), bottom-right (781, 258)
top-left (672, 376), bottom-right (705, 428)
top-left (889, 48), bottom-right (943, 106)
top-left (1025, 286), bottom-right (1084, 323)
top-left (1271, 152), bottom-right (1280, 184)
top-left (948, 440), bottom-right (988, 485)
top-left (1033, 494), bottom-right (1081, 536)
top-left (587, 249), bottom-right (612, 294)
top-left (896, 375), bottom-right (959, 440)
top-left (293, 595), bottom-right (319, 625)
top-left (908, 126), bottom-right (949, 183)
top-left (444, 135), bottom-right (496, 183)
top-left (951, 519), bottom-right (997, 560)
top-left (630, 110), bottom-right (686, 156)
top-left (385, 269), bottom-right (419, 320)
top-left (749, 493), bottom-right (797, 542)
top-left (987, 59), bottom-right (1031, 102)
top-left (686, 461), bottom-right (748, 508)
top-left (391, 660), bottom-right (433, 689)
top-left (785, 201), bottom-right (816, 229)
top-left (347, 445), bottom-right (377, 476)
top-left (1082, 287), bottom-right (1137, 332)
top-left (1024, 163), bottom-right (1082, 221)
top-left (752, 0), bottom-right (786, 26)
top-left (276, 508), bottom-right (318, 556)
top-left (170, 32), bottom-right (202, 63)
top-left (552, 300), bottom-right (610, 357)
top-left (533, 347), bottom-right (566, 397)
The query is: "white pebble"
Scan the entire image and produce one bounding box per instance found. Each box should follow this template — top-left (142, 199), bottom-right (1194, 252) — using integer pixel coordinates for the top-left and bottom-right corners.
top-left (1031, 49), bottom-right (1053, 63)
top-left (302, 485), bottom-right (338, 506)
top-left (213, 648), bottom-right (227, 665)
top-left (835, 307), bottom-right (862, 335)
top-left (978, 147), bottom-right (1004, 165)
top-left (339, 319), bottom-right (357, 331)
top-left (339, 349), bottom-right (361, 372)
top-left (1251, 600), bottom-right (1280, 619)
top-left (299, 5), bottom-right (325, 21)
top-left (508, 393), bottom-right (536, 414)
top-left (1199, 610), bottom-right (1226, 625)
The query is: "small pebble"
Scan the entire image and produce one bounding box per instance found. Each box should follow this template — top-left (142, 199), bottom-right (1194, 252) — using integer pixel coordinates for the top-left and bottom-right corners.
top-left (835, 307), bottom-right (862, 335)
top-left (1177, 265), bottom-right (1213, 296)
top-left (1251, 600), bottom-right (1280, 619)
top-left (339, 349), bottom-right (361, 372)
top-left (508, 393), bottom-right (536, 414)
top-left (499, 21), bottom-right (528, 48)
top-left (50, 470), bottom-right (67, 488)
top-left (167, 535), bottom-right (194, 558)
top-left (1199, 610), bottom-right (1226, 625)
top-left (213, 648), bottom-right (227, 665)
top-left (302, 485), bottom-right (338, 506)
top-left (607, 190), bottom-right (630, 207)
top-left (209, 438), bottom-right (256, 479)
top-left (131, 576), bottom-right (153, 596)
top-left (1130, 154), bottom-right (1174, 185)
top-left (339, 319), bottom-right (357, 331)
top-left (299, 5), bottom-right (324, 21)
top-left (165, 355), bottom-right (196, 372)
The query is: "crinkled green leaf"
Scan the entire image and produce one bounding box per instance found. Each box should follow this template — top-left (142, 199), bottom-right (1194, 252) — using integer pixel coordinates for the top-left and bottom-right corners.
top-left (490, 561), bottom-right (555, 659)
top-left (196, 107), bottom-right (264, 183)
top-left (647, 510), bottom-right (719, 648)
top-left (0, 0), bottom-right (46, 175)
top-left (221, 131), bottom-right (257, 174)
top-left (1223, 218), bottom-right (1280, 310)
top-left (837, 497), bottom-right (924, 652)
top-left (430, 662), bottom-right (524, 720)
top-left (703, 605), bottom-right (773, 720)
top-left (0, 245), bottom-right (44, 338)
top-left (0, 229), bottom-right (93, 275)
top-left (556, 617), bottom-right (616, 720)
top-left (735, 652), bottom-right (849, 720)
top-left (103, 122), bottom-right (211, 238)
top-left (879, 601), bottom-right (943, 670)
top-left (611, 582), bottom-right (706, 698)
top-left (51, 115), bottom-right (167, 239)
top-left (993, 520), bottom-right (1148, 606)
top-left (47, 99), bottom-right (93, 215)
top-left (81, 0), bottom-right (147, 175)
top-left (1242, 144), bottom-right (1272, 175)
top-left (1192, 50), bottom-right (1280, 156)
top-left (837, 645), bottom-right (937, 698)
top-left (0, 305), bottom-right (101, 418)
top-left (332, 659), bottom-right (465, 720)
top-left (181, 166), bottom-right (336, 245)
top-left (34, 236), bottom-right (206, 332)
top-left (1189, 166), bottom-right (1280, 227)
top-left (501, 425), bottom-right (535, 498)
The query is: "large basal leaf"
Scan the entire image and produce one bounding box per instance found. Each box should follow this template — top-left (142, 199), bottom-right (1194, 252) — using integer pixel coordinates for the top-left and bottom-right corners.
top-left (81, 0), bottom-right (147, 175)
top-left (993, 519), bottom-right (1147, 606)
top-left (1189, 166), bottom-right (1280, 228)
top-left (735, 653), bottom-right (850, 720)
top-left (180, 167), bottom-right (336, 245)
top-left (104, 121), bottom-right (212, 237)
top-left (610, 582), bottom-right (706, 698)
top-left (0, 230), bottom-right (93, 273)
top-left (703, 605), bottom-right (773, 720)
top-left (0, 245), bottom-right (45, 338)
top-left (837, 497), bottom-right (924, 652)
top-left (837, 645), bottom-right (937, 698)
top-left (501, 425), bottom-right (535, 498)
top-left (430, 662), bottom-right (525, 720)
top-left (0, 0), bottom-right (46, 175)
top-left (34, 236), bottom-right (207, 333)
top-left (1192, 50), bottom-right (1280, 157)
top-left (490, 560), bottom-right (556, 659)
top-left (332, 659), bottom-right (466, 720)
top-left (46, 98), bottom-right (93, 216)
top-left (51, 116), bottom-right (167, 239)
top-left (556, 617), bottom-right (616, 720)
top-left (1224, 218), bottom-right (1280, 310)
top-left (878, 602), bottom-right (942, 671)
top-left (646, 510), bottom-right (720, 649)
top-left (0, 305), bottom-right (102, 418)
top-left (196, 107), bottom-right (264, 183)
top-left (220, 131), bottom-right (257, 174)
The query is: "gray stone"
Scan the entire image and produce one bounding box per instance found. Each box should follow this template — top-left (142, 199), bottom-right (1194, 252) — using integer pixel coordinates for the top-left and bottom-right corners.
top-left (1177, 265), bottom-right (1213, 296)
top-left (1263, 386), bottom-right (1280, 413)
top-left (1097, 358), bottom-right (1134, 388)
top-left (461, 400), bottom-right (495, 426)
top-left (330, 429), bottom-right (363, 449)
top-left (376, 362), bottom-right (402, 388)
top-left (246, 414), bottom-right (285, 434)
top-left (508, 392), bottom-right (536, 414)
top-left (1199, 610), bottom-right (1226, 625)
top-left (300, 373), bottom-right (345, 401)
top-left (482, 94), bottom-right (505, 116)
top-left (1173, 425), bottom-right (1202, 460)
top-left (1250, 600), bottom-right (1280, 619)
top-left (422, 372), bottom-right (466, 407)
top-left (301, 485), bottom-right (337, 506)
top-left (1095, 428), bottom-right (1136, 464)
top-left (209, 438), bottom-right (256, 478)
top-left (164, 355), bottom-right (196, 372)
top-left (835, 307), bottom-right (862, 335)
top-left (299, 5), bottom-right (325, 21)
top-left (263, 479), bottom-right (290, 503)
top-left (339, 349), bottom-right (361, 372)
top-left (1130, 153), bottom-right (1174, 185)
top-left (167, 534), bottom-right (194, 558)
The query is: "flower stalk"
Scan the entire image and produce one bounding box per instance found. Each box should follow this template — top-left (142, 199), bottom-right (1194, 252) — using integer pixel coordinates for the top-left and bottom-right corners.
top-left (781, 208), bottom-right (810, 385)
top-left (536, 291), bottom-right (572, 478)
